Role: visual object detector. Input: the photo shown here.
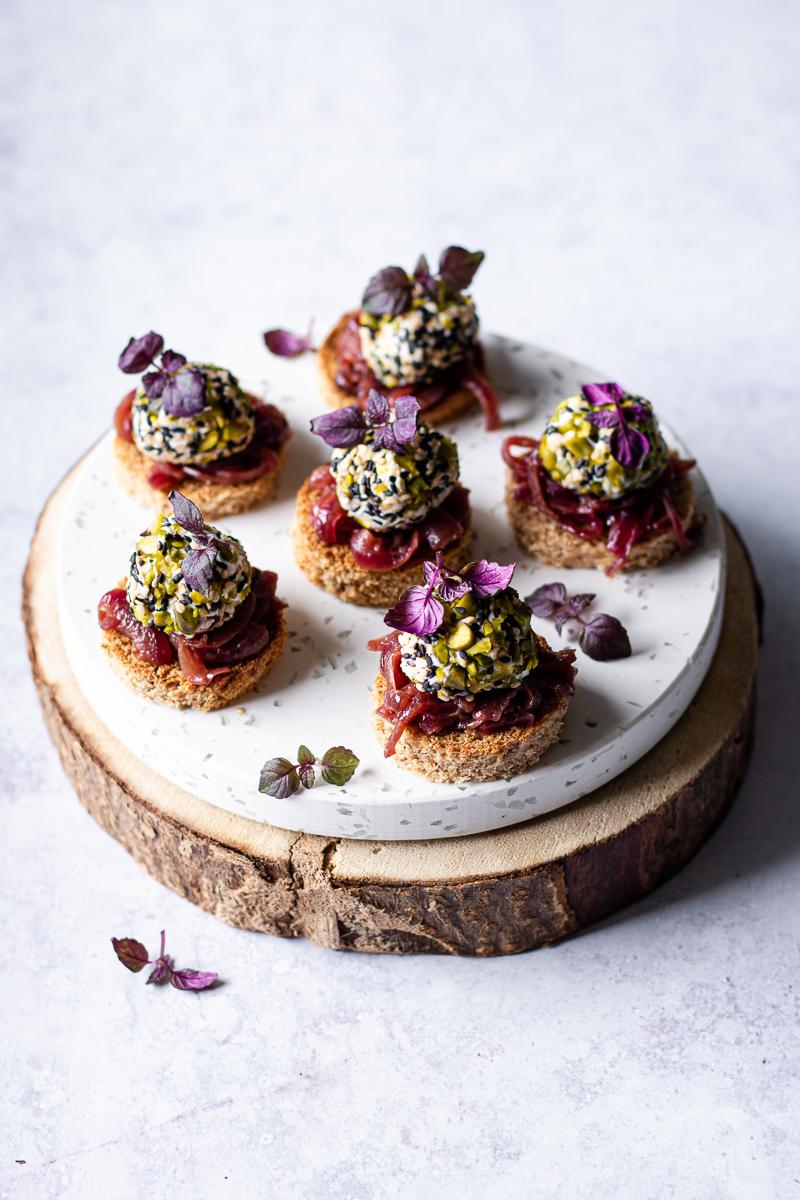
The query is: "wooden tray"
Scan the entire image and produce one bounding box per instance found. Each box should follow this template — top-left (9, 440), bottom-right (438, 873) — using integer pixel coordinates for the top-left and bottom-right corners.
top-left (24, 467), bottom-right (759, 955)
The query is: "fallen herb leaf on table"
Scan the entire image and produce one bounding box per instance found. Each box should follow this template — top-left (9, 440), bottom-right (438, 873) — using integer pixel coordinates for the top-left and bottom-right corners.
top-left (111, 930), bottom-right (218, 991)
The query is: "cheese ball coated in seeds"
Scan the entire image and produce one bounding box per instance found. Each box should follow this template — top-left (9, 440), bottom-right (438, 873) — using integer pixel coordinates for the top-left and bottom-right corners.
top-left (131, 364), bottom-right (256, 466)
top-left (358, 284), bottom-right (478, 388)
top-left (126, 511), bottom-right (251, 636)
top-left (398, 588), bottom-right (539, 701)
top-left (330, 422), bottom-right (459, 532)
top-left (539, 393), bottom-right (668, 499)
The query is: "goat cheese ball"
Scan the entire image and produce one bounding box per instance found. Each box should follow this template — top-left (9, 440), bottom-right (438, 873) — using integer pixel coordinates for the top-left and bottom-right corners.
top-left (539, 393), bottom-right (668, 499)
top-left (398, 588), bottom-right (539, 701)
top-left (358, 284), bottom-right (478, 388)
top-left (330, 422), bottom-right (459, 532)
top-left (131, 364), bottom-right (256, 466)
top-left (126, 511), bottom-right (251, 637)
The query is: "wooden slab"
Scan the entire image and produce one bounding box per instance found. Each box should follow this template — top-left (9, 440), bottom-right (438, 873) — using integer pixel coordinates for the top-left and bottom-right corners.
top-left (23, 466), bottom-right (760, 956)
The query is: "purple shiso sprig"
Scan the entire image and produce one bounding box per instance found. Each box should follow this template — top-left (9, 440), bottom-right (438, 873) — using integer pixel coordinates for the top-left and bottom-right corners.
top-left (111, 929), bottom-right (218, 992)
top-left (309, 391), bottom-right (420, 455)
top-left (385, 554), bottom-right (516, 638)
top-left (582, 381), bottom-right (651, 470)
top-left (362, 246), bottom-right (485, 316)
top-left (118, 331), bottom-right (206, 418)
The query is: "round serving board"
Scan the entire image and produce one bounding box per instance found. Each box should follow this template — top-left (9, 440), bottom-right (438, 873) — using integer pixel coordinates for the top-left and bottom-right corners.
top-left (55, 337), bottom-right (725, 840)
top-left (25, 470), bottom-right (759, 955)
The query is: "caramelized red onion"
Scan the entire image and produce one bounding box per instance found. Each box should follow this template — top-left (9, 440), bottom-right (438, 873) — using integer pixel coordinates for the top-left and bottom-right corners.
top-left (97, 569), bottom-right (281, 684)
top-left (308, 468), bottom-right (470, 572)
top-left (502, 436), bottom-right (696, 573)
top-left (368, 631), bottom-right (576, 756)
top-left (113, 392), bottom-right (289, 492)
top-left (333, 314), bottom-right (500, 430)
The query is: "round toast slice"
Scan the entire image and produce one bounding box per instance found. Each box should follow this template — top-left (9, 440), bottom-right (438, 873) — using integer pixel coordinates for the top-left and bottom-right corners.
top-left (292, 478), bottom-right (474, 607)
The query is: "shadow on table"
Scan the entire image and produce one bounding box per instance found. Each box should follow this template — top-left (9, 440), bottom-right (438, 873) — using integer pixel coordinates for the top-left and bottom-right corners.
top-left (570, 513), bottom-right (800, 937)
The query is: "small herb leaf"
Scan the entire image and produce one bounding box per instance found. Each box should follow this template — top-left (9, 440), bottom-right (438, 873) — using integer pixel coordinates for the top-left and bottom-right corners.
top-left (170, 969), bottom-right (218, 991)
top-left (111, 937), bottom-right (150, 973)
top-left (462, 559), bottom-right (515, 597)
top-left (438, 246), bottom-right (485, 293)
top-left (579, 613), bottom-right (632, 661)
top-left (297, 745), bottom-right (315, 766)
top-left (169, 491), bottom-right (206, 535)
top-left (259, 757), bottom-right (301, 799)
top-left (385, 584), bottom-right (444, 637)
top-left (526, 582), bottom-right (568, 619)
top-left (298, 762), bottom-right (316, 789)
top-left (362, 266), bottom-right (412, 316)
top-left (119, 332), bottom-right (164, 374)
top-left (320, 746), bottom-right (360, 787)
top-left (264, 324), bottom-right (314, 358)
top-left (182, 546), bottom-right (217, 594)
top-left (310, 406), bottom-right (367, 449)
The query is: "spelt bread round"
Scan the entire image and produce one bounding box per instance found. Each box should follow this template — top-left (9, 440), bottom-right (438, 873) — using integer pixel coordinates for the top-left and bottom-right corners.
top-left (318, 310), bottom-right (478, 426)
top-left (372, 673), bottom-right (569, 784)
top-left (291, 477), bottom-right (473, 607)
top-left (101, 602), bottom-right (287, 711)
top-left (113, 435), bottom-right (286, 520)
top-left (505, 464), bottom-right (695, 573)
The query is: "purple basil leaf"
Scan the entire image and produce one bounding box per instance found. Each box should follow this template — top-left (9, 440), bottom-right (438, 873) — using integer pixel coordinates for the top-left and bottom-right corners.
top-left (611, 423), bottom-right (649, 469)
top-left (438, 246), bottom-right (485, 293)
top-left (170, 969), bottom-right (218, 992)
top-left (264, 324), bottom-right (314, 358)
top-left (365, 389), bottom-right (390, 426)
top-left (362, 266), bottom-right (412, 317)
top-left (111, 937), bottom-right (150, 973)
top-left (623, 400), bottom-right (651, 421)
top-left (259, 757), bottom-right (300, 799)
top-left (182, 546), bottom-right (217, 594)
top-left (582, 382), bottom-right (624, 407)
top-left (462, 559), bottom-right (515, 597)
top-left (390, 395), bottom-right (420, 445)
top-left (385, 584), bottom-right (444, 637)
top-left (437, 573), bottom-right (470, 602)
top-left (564, 593), bottom-right (595, 617)
top-left (169, 490), bottom-right (206, 535)
top-left (160, 349), bottom-right (187, 373)
top-left (413, 253), bottom-right (430, 279)
top-left (119, 331), bottom-right (164, 374)
top-left (310, 406), bottom-right (367, 449)
top-left (585, 409), bottom-right (619, 429)
top-left (160, 365), bottom-right (207, 418)
top-left (298, 762), bottom-right (316, 789)
top-left (525, 582), bottom-right (568, 619)
top-left (552, 607), bottom-right (572, 636)
top-left (579, 613), bottom-right (632, 661)
top-left (142, 368), bottom-right (167, 399)
top-left (146, 956), bottom-right (173, 985)
top-left (413, 254), bottom-right (437, 299)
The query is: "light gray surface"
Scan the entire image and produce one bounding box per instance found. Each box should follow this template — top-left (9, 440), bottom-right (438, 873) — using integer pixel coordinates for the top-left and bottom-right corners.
top-left (2, 2), bottom-right (798, 1197)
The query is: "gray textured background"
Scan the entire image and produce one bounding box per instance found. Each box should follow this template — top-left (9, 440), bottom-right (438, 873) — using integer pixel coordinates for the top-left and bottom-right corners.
top-left (3, 2), bottom-right (798, 1197)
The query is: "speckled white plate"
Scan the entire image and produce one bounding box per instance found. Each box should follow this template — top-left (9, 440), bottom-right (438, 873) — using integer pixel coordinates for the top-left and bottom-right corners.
top-left (57, 336), bottom-right (725, 840)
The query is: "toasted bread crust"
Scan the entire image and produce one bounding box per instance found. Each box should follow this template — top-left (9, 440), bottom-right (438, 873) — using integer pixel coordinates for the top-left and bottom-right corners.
top-left (291, 477), bottom-right (474, 607)
top-left (372, 673), bottom-right (569, 783)
top-left (113, 436), bottom-right (286, 520)
top-left (101, 603), bottom-right (287, 711)
top-left (318, 310), bottom-right (478, 426)
top-left (505, 466), bottom-right (695, 573)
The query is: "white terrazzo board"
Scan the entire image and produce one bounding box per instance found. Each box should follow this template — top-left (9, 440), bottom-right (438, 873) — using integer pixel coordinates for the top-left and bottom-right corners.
top-left (57, 335), bottom-right (724, 840)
